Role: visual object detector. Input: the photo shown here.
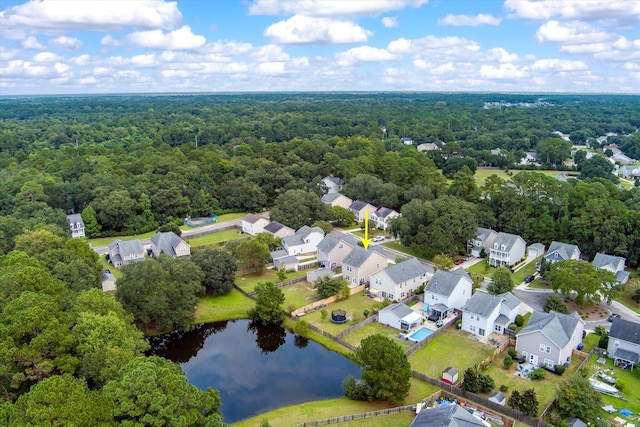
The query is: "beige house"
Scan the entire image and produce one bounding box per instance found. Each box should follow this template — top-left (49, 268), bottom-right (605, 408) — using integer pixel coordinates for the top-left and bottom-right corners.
top-left (317, 235), bottom-right (360, 270)
top-left (342, 246), bottom-right (387, 287)
top-left (241, 214), bottom-right (270, 235)
top-left (348, 200), bottom-right (377, 223)
top-left (108, 239), bottom-right (145, 268)
top-left (150, 231), bottom-right (190, 258)
top-left (321, 193), bottom-right (353, 209)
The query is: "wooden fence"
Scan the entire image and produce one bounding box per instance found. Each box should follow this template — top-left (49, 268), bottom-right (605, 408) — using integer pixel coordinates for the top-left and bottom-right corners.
top-left (293, 404), bottom-right (415, 427)
top-left (404, 311), bottom-right (462, 357)
top-left (336, 314), bottom-right (378, 339)
top-left (306, 323), bottom-right (358, 352)
top-left (183, 222), bottom-right (240, 239)
top-left (241, 277), bottom-right (307, 297)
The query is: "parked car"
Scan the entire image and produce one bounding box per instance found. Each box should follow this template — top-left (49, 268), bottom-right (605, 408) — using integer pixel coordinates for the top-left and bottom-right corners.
top-left (372, 236), bottom-right (384, 242)
top-left (608, 313), bottom-right (621, 322)
top-left (524, 274), bottom-right (535, 283)
top-left (454, 259), bottom-right (465, 265)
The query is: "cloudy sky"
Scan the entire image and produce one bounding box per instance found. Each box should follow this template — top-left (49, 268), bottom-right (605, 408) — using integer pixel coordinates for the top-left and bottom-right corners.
top-left (1, 0), bottom-right (639, 95)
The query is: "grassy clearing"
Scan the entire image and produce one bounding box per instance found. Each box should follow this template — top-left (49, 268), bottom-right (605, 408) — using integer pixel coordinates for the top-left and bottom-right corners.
top-left (282, 282), bottom-right (322, 311)
top-left (581, 333), bottom-right (600, 354)
top-left (467, 259), bottom-right (492, 278)
top-left (527, 278), bottom-right (551, 289)
top-left (381, 241), bottom-right (425, 259)
top-left (408, 329), bottom-right (494, 378)
top-left (341, 322), bottom-right (414, 351)
top-left (473, 169), bottom-right (575, 187)
top-left (235, 270), bottom-right (307, 293)
top-left (88, 230), bottom-right (157, 248)
top-left (616, 276), bottom-right (640, 315)
top-left (194, 289), bottom-right (254, 323)
top-left (301, 292), bottom-right (380, 335)
top-left (512, 260), bottom-right (539, 284)
top-left (99, 257), bottom-right (123, 280)
top-left (584, 356), bottom-right (640, 419)
top-left (186, 228), bottom-right (248, 247)
top-left (180, 212), bottom-right (247, 230)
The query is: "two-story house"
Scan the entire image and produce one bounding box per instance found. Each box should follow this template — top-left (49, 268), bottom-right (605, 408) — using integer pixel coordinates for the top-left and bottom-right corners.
top-left (489, 232), bottom-right (526, 267)
top-left (66, 213), bottom-right (85, 238)
top-left (316, 235), bottom-right (360, 270)
top-left (468, 227), bottom-right (497, 258)
top-left (281, 226), bottom-right (325, 255)
top-left (348, 200), bottom-right (377, 223)
top-left (423, 268), bottom-right (473, 318)
top-left (263, 221), bottom-right (295, 238)
top-left (342, 246), bottom-right (387, 288)
top-left (369, 258), bottom-right (427, 301)
top-left (593, 253), bottom-right (630, 285)
top-left (544, 241), bottom-right (581, 264)
top-left (107, 239), bottom-right (145, 268)
top-left (150, 231), bottom-right (191, 258)
top-left (516, 311), bottom-right (584, 369)
top-left (241, 214), bottom-right (270, 236)
top-left (461, 291), bottom-right (521, 338)
top-left (322, 176), bottom-right (344, 194)
top-left (370, 207), bottom-right (400, 230)
top-left (607, 318), bottom-right (640, 370)
top-left (321, 193), bottom-right (353, 209)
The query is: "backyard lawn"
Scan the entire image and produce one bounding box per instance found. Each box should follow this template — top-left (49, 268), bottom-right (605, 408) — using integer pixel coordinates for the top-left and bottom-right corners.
top-left (301, 292), bottom-right (380, 336)
top-left (616, 276), bottom-right (640, 315)
top-left (581, 333), bottom-right (600, 354)
top-left (100, 257), bottom-right (122, 280)
top-left (180, 212), bottom-right (246, 230)
top-left (584, 356), bottom-right (640, 420)
top-left (408, 329), bottom-right (494, 378)
top-left (473, 168), bottom-right (579, 187)
top-left (341, 321), bottom-right (414, 351)
top-left (185, 228), bottom-right (248, 247)
top-left (195, 289), bottom-right (254, 323)
top-left (282, 281), bottom-right (322, 311)
top-left (88, 230), bottom-right (158, 248)
top-left (235, 270), bottom-right (307, 293)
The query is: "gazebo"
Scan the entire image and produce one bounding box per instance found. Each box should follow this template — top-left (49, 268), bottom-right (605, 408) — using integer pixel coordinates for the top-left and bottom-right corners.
top-left (331, 309), bottom-right (348, 324)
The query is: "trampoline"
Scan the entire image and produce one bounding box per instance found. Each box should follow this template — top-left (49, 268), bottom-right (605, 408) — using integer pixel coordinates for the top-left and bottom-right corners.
top-left (330, 309), bottom-right (348, 324)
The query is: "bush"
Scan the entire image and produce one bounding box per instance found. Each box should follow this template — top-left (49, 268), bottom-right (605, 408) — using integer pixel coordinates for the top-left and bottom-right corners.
top-left (507, 347), bottom-right (517, 359)
top-left (363, 309), bottom-right (369, 318)
top-left (456, 320), bottom-right (462, 329)
top-left (478, 373), bottom-right (495, 393)
top-left (594, 325), bottom-right (607, 336)
top-left (554, 365), bottom-right (566, 375)
top-left (530, 368), bottom-right (546, 380)
top-left (503, 355), bottom-right (514, 369)
top-left (514, 314), bottom-right (524, 327)
top-left (320, 309), bottom-right (328, 320)
top-left (598, 334), bottom-right (609, 349)
top-left (499, 384), bottom-right (509, 392)
top-left (294, 319), bottom-right (309, 335)
top-left (508, 323), bottom-right (517, 331)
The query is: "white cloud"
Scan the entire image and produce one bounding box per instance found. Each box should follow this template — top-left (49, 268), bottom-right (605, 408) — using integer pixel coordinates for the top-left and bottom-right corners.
top-left (249, 0), bottom-right (428, 19)
top-left (484, 47), bottom-right (532, 62)
top-left (536, 20), bottom-right (615, 45)
top-left (93, 67), bottom-right (111, 76)
top-left (264, 15), bottom-right (372, 44)
top-left (126, 26), bottom-right (206, 50)
top-left (251, 44), bottom-right (290, 62)
top-left (559, 43), bottom-right (608, 55)
top-left (388, 35), bottom-right (480, 61)
top-left (258, 61), bottom-right (287, 74)
top-left (381, 17), bottom-right (398, 28)
top-left (335, 46), bottom-right (397, 66)
top-left (480, 63), bottom-right (528, 79)
top-left (22, 36), bottom-right (46, 50)
top-left (33, 51), bottom-right (62, 63)
top-left (50, 36), bottom-right (82, 50)
top-left (1, 0), bottom-right (183, 32)
top-left (131, 53), bottom-right (157, 67)
top-left (100, 35), bottom-right (120, 47)
top-left (438, 13), bottom-right (501, 27)
top-left (504, 0), bottom-right (640, 26)
top-left (531, 59), bottom-right (588, 71)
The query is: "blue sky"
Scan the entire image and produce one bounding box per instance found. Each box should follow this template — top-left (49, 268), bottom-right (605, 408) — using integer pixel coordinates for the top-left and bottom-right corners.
top-left (1, 0), bottom-right (638, 95)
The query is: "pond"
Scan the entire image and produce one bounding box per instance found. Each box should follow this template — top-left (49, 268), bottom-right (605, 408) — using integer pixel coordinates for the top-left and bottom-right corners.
top-left (147, 319), bottom-right (360, 424)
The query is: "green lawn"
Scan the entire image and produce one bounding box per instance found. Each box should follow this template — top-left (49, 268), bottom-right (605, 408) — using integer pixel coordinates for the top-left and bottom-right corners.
top-left (180, 212), bottom-right (247, 230)
top-left (235, 270), bottom-right (307, 293)
top-left (481, 352), bottom-right (584, 417)
top-left (473, 169), bottom-right (577, 187)
top-left (282, 282), bottom-right (322, 311)
top-left (408, 329), bottom-right (494, 378)
top-left (186, 228), bottom-right (248, 247)
top-left (615, 276), bottom-right (640, 315)
top-left (301, 292), bottom-right (380, 335)
top-left (467, 259), bottom-right (493, 278)
top-left (527, 278), bottom-right (551, 289)
top-left (350, 229), bottom-right (385, 239)
top-left (581, 333), bottom-right (600, 354)
top-left (466, 258), bottom-right (538, 285)
top-left (88, 230), bottom-right (158, 248)
top-left (194, 289), bottom-right (254, 323)
top-left (512, 260), bottom-right (539, 284)
top-left (341, 322), bottom-right (414, 351)
top-left (584, 356), bottom-right (640, 419)
top-left (99, 257), bottom-right (123, 280)
top-left (381, 241), bottom-right (425, 259)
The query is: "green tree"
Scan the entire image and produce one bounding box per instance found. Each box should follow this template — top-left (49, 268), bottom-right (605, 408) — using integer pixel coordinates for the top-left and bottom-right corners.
top-left (344, 334), bottom-right (411, 405)
top-left (462, 368), bottom-right (479, 393)
top-left (580, 155), bottom-right (618, 182)
top-left (329, 206), bottom-right (355, 226)
top-left (93, 189), bottom-right (137, 232)
top-left (556, 375), bottom-right (603, 423)
top-left (249, 282), bottom-right (285, 326)
top-left (543, 293), bottom-right (569, 314)
top-left (547, 260), bottom-right (618, 305)
top-left (487, 267), bottom-right (514, 294)
top-left (0, 216), bottom-right (24, 254)
top-left (478, 373), bottom-right (495, 392)
top-left (315, 276), bottom-right (346, 298)
top-left (80, 205), bottom-right (101, 238)
top-left (102, 356), bottom-right (225, 426)
top-left (158, 221), bottom-right (182, 236)
top-left (507, 389), bottom-right (522, 411)
top-left (234, 239), bottom-right (270, 274)
top-left (270, 189), bottom-right (329, 230)
top-left (191, 248), bottom-right (237, 295)
top-left (433, 254), bottom-right (454, 271)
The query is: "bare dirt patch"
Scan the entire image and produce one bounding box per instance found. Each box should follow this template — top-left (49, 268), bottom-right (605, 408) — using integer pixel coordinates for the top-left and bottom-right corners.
top-left (563, 297), bottom-right (610, 321)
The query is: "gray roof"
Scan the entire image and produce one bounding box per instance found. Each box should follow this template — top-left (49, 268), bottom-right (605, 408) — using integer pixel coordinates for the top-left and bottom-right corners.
top-left (349, 200), bottom-right (372, 211)
top-left (381, 258), bottom-right (427, 284)
top-left (67, 213), bottom-right (84, 225)
top-left (494, 314), bottom-right (510, 326)
top-left (270, 249), bottom-right (288, 260)
top-left (317, 235), bottom-right (341, 253)
top-left (545, 241), bottom-right (580, 262)
top-left (101, 270), bottom-right (116, 282)
top-left (476, 227), bottom-right (495, 243)
top-left (463, 291), bottom-right (520, 317)
top-left (616, 271), bottom-right (630, 283)
top-left (323, 176), bottom-right (344, 186)
top-left (108, 239), bottom-right (143, 257)
top-left (150, 231), bottom-right (186, 257)
top-left (426, 269), bottom-right (471, 297)
top-left (609, 318), bottom-right (640, 345)
top-left (321, 193), bottom-right (341, 203)
top-left (374, 206), bottom-right (398, 219)
top-left (528, 242), bottom-right (545, 254)
top-left (342, 247), bottom-right (382, 268)
top-left (592, 252), bottom-right (625, 271)
top-left (451, 267), bottom-right (472, 281)
top-left (489, 391), bottom-right (506, 404)
top-left (517, 311), bottom-right (582, 349)
top-left (243, 213), bottom-right (265, 224)
top-left (282, 235), bottom-right (304, 247)
top-left (381, 302), bottom-right (414, 319)
top-left (307, 268), bottom-right (334, 281)
top-left (279, 255), bottom-right (298, 264)
top-left (566, 419), bottom-right (587, 427)
top-left (492, 232), bottom-right (525, 252)
top-left (410, 405), bottom-right (487, 427)
top-left (613, 348), bottom-right (639, 363)
top-left (296, 225), bottom-right (324, 239)
top-left (264, 221), bottom-right (286, 233)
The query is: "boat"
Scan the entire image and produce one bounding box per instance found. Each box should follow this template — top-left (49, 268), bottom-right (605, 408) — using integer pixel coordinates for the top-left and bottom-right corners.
top-left (597, 370), bottom-right (616, 384)
top-left (589, 377), bottom-right (619, 394)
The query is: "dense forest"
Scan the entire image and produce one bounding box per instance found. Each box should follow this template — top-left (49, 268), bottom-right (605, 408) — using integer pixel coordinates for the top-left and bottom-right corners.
top-left (1, 93), bottom-right (640, 424)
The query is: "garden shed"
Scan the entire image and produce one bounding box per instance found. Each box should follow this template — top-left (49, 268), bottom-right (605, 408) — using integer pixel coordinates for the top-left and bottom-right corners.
top-left (489, 391), bottom-right (506, 406)
top-left (441, 367), bottom-right (458, 384)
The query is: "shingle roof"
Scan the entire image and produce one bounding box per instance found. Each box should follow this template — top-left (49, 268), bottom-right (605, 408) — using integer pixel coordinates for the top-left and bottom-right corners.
top-left (489, 391), bottom-right (506, 404)
top-left (279, 255), bottom-right (298, 264)
top-left (382, 302), bottom-right (414, 319)
top-left (609, 318), bottom-right (640, 345)
top-left (321, 193), bottom-right (341, 203)
top-left (317, 235), bottom-right (358, 253)
top-left (528, 243), bottom-right (545, 254)
top-left (592, 253), bottom-right (625, 272)
top-left (492, 232), bottom-right (525, 252)
top-left (101, 271), bottom-right (116, 282)
top-left (150, 232), bottom-right (186, 256)
top-left (342, 247), bottom-right (381, 268)
top-left (307, 268), bottom-right (334, 281)
top-left (426, 269), bottom-right (471, 297)
top-left (67, 213), bottom-right (83, 225)
top-left (517, 311), bottom-right (582, 349)
top-left (380, 258), bottom-right (427, 284)
top-left (476, 227), bottom-right (494, 243)
top-left (463, 291), bottom-right (520, 317)
top-left (374, 207), bottom-right (398, 219)
top-left (296, 225), bottom-right (323, 239)
top-left (545, 241), bottom-right (580, 262)
top-left (349, 200), bottom-right (371, 211)
top-left (243, 213), bottom-right (265, 224)
top-left (410, 405), bottom-right (487, 427)
top-left (270, 249), bottom-right (288, 260)
top-left (323, 176), bottom-right (344, 186)
top-left (282, 235), bottom-right (304, 247)
top-left (108, 239), bottom-right (143, 257)
top-left (264, 221), bottom-right (286, 233)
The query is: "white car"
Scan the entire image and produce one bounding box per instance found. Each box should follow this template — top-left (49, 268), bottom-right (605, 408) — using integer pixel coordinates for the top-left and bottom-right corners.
top-left (372, 236), bottom-right (384, 242)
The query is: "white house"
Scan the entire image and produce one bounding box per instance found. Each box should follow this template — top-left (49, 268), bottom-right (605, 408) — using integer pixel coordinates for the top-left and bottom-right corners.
top-left (468, 227), bottom-right (497, 258)
top-left (263, 221), bottom-right (295, 238)
top-left (617, 165), bottom-right (640, 180)
top-left (342, 246), bottom-right (387, 287)
top-left (66, 213), bottom-right (85, 238)
top-left (348, 200), bottom-right (377, 223)
top-left (281, 226), bottom-right (324, 255)
top-left (241, 214), bottom-right (270, 236)
top-left (370, 207), bottom-right (400, 230)
top-left (516, 311), bottom-right (584, 369)
top-left (150, 231), bottom-right (190, 258)
top-left (107, 239), bottom-right (145, 268)
top-left (607, 318), bottom-right (640, 370)
top-left (423, 268), bottom-right (473, 318)
top-left (321, 193), bottom-right (353, 209)
top-left (544, 241), bottom-right (581, 264)
top-left (489, 232), bottom-right (526, 268)
top-left (370, 258), bottom-right (427, 301)
top-left (378, 303), bottom-right (422, 331)
top-left (461, 291), bottom-right (521, 338)
top-left (317, 235), bottom-right (360, 270)
top-left (322, 176), bottom-right (344, 194)
top-left (593, 252), bottom-right (630, 285)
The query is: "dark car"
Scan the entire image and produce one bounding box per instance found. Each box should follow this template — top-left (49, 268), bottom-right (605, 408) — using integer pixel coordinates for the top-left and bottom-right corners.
top-left (524, 274), bottom-right (535, 283)
top-left (608, 313), bottom-right (621, 322)
top-left (454, 259), bottom-right (465, 265)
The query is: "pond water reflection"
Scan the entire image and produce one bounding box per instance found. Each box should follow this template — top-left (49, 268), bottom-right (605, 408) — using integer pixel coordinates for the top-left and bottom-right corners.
top-left (147, 320), bottom-right (360, 424)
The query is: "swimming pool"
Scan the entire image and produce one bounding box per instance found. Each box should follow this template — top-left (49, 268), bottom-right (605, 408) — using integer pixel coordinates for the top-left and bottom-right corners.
top-left (408, 327), bottom-right (434, 342)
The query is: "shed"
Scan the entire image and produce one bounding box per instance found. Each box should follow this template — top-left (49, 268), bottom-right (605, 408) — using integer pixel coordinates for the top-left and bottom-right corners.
top-left (274, 255), bottom-right (299, 272)
top-left (489, 391), bottom-right (506, 406)
top-left (528, 243), bottom-right (545, 259)
top-left (306, 268), bottom-right (334, 285)
top-left (101, 270), bottom-right (116, 292)
top-left (441, 367), bottom-right (459, 384)
top-left (566, 418), bottom-right (587, 427)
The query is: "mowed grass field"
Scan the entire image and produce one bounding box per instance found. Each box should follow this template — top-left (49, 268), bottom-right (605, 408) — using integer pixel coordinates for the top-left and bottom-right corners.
top-left (473, 168), bottom-right (578, 186)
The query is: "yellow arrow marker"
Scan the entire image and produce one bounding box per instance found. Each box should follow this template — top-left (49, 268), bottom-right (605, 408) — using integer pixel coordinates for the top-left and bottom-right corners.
top-left (362, 210), bottom-right (372, 249)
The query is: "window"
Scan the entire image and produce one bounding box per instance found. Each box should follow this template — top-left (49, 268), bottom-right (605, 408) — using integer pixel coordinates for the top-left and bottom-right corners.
top-left (346, 275), bottom-right (351, 282)
top-left (479, 328), bottom-right (485, 336)
top-left (470, 325), bottom-right (476, 332)
top-left (346, 266), bottom-right (352, 272)
top-left (522, 351), bottom-right (528, 359)
top-left (544, 359), bottom-right (554, 369)
top-left (494, 324), bottom-right (502, 332)
top-left (546, 346), bottom-right (551, 354)
top-left (401, 292), bottom-right (405, 298)
top-left (432, 295), bottom-right (435, 300)
top-left (539, 344), bottom-right (546, 352)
